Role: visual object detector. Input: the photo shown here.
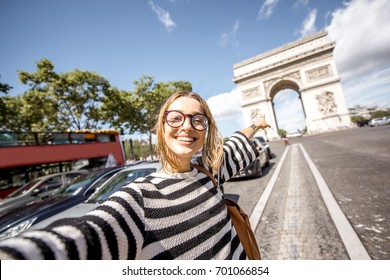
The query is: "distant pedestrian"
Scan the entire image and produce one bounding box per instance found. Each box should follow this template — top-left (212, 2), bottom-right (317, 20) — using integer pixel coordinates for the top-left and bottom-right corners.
top-left (282, 134), bottom-right (290, 146)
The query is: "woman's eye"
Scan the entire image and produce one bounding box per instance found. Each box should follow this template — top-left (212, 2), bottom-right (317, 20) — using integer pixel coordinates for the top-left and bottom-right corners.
top-left (193, 116), bottom-right (204, 124)
top-left (171, 116), bottom-right (183, 122)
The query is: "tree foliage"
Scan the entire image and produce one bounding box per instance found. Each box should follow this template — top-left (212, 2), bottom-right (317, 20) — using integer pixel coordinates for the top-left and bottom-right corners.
top-left (0, 76), bottom-right (19, 130)
top-left (0, 94), bottom-right (28, 130)
top-left (0, 76), bottom-right (12, 94)
top-left (17, 59), bottom-right (112, 131)
top-left (278, 128), bottom-right (287, 137)
top-left (100, 87), bottom-right (137, 133)
top-left (370, 110), bottom-right (390, 118)
top-left (351, 115), bottom-right (367, 123)
top-left (1, 60), bottom-right (193, 142)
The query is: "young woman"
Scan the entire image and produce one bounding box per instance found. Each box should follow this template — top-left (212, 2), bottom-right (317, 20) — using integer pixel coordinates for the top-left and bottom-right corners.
top-left (0, 91), bottom-right (270, 260)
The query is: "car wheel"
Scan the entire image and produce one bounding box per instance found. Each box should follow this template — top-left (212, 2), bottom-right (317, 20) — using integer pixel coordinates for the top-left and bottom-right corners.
top-left (255, 160), bottom-right (263, 178)
top-left (265, 155), bottom-right (270, 167)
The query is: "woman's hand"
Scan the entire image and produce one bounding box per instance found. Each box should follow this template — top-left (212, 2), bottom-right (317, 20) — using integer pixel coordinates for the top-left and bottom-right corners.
top-left (240, 114), bottom-right (271, 140)
top-left (255, 116), bottom-right (271, 129)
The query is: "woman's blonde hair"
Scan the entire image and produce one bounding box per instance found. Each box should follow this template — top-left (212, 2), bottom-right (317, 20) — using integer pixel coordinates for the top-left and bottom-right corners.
top-left (154, 91), bottom-right (224, 173)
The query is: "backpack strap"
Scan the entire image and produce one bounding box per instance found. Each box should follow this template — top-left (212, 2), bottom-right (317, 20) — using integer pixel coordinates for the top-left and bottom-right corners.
top-left (191, 164), bottom-right (218, 188)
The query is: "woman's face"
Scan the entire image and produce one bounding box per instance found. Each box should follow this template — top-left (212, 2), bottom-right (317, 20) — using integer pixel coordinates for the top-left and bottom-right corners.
top-left (164, 96), bottom-right (207, 165)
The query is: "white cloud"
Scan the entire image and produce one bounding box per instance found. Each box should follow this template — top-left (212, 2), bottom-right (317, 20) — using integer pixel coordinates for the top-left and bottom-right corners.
top-left (207, 88), bottom-right (242, 121)
top-left (293, 0), bottom-right (309, 9)
top-left (220, 20), bottom-right (240, 48)
top-left (298, 8), bottom-right (317, 37)
top-left (327, 0), bottom-right (390, 80)
top-left (258, 0), bottom-right (279, 20)
top-left (342, 67), bottom-right (390, 108)
top-left (149, 0), bottom-right (176, 32)
top-left (207, 89), bottom-right (245, 137)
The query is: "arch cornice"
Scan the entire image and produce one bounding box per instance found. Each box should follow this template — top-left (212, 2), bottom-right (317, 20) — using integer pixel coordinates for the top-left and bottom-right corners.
top-left (265, 75), bottom-right (303, 100)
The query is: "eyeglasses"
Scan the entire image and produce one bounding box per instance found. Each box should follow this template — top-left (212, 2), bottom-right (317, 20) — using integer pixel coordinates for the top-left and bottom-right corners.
top-left (164, 110), bottom-right (209, 131)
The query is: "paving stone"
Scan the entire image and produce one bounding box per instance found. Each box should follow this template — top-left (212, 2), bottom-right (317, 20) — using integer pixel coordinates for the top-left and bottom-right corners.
top-left (255, 144), bottom-right (350, 260)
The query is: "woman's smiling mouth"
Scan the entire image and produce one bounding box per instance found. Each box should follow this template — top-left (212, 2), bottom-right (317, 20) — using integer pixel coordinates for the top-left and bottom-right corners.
top-left (175, 136), bottom-right (197, 143)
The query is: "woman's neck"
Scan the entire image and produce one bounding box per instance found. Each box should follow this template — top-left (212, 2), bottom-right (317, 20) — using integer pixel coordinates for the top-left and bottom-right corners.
top-left (162, 162), bottom-right (191, 173)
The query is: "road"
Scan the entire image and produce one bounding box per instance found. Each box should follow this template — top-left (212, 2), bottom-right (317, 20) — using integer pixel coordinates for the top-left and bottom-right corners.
top-left (223, 125), bottom-right (390, 260)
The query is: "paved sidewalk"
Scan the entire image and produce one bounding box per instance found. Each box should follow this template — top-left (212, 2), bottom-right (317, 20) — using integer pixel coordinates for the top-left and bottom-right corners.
top-left (254, 144), bottom-right (350, 259)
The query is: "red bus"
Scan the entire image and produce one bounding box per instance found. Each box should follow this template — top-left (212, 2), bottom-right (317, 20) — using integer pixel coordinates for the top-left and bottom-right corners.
top-left (0, 130), bottom-right (125, 198)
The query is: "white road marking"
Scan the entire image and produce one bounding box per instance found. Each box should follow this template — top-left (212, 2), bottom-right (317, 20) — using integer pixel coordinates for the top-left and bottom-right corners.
top-left (250, 143), bottom-right (371, 260)
top-left (249, 145), bottom-right (289, 228)
top-left (298, 143), bottom-right (371, 260)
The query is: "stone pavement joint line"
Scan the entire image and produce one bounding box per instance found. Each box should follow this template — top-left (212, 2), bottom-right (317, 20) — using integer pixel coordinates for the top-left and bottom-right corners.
top-left (298, 143), bottom-right (371, 260)
top-left (252, 144), bottom-right (358, 259)
top-left (249, 145), bottom-right (290, 228)
top-left (276, 146), bottom-right (307, 259)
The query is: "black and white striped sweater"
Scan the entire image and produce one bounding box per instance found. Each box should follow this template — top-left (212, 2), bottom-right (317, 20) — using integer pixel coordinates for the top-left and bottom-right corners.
top-left (0, 132), bottom-right (259, 259)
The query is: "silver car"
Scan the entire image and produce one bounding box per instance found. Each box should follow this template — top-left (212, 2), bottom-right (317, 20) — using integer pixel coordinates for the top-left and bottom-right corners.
top-left (369, 117), bottom-right (390, 126)
top-left (28, 161), bottom-right (162, 230)
top-left (0, 170), bottom-right (88, 216)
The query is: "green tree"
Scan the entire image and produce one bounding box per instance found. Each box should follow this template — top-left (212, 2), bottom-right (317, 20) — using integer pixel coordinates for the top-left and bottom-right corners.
top-left (351, 116), bottom-right (367, 124)
top-left (0, 76), bottom-right (12, 129)
top-left (100, 87), bottom-right (138, 134)
top-left (0, 77), bottom-right (30, 130)
top-left (278, 128), bottom-right (287, 137)
top-left (0, 76), bottom-right (12, 94)
top-left (370, 110), bottom-right (390, 119)
top-left (18, 59), bottom-right (111, 131)
top-left (0, 95), bottom-right (28, 130)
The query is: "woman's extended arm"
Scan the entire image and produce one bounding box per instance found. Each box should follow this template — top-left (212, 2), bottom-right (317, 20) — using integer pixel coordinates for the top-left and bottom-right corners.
top-left (0, 182), bottom-right (146, 260)
top-left (239, 116), bottom-right (271, 140)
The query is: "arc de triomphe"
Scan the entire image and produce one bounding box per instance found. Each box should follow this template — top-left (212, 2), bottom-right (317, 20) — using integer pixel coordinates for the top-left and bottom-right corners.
top-left (233, 30), bottom-right (351, 140)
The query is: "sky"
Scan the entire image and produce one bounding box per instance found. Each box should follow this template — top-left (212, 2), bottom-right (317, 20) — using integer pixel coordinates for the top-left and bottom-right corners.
top-left (1, 0), bottom-right (389, 137)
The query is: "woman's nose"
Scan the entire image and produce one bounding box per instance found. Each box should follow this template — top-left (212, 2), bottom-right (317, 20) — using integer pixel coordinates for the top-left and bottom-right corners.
top-left (181, 117), bottom-right (193, 130)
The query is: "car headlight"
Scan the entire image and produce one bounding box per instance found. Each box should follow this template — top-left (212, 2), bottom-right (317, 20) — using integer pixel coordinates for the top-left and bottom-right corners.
top-left (0, 217), bottom-right (37, 241)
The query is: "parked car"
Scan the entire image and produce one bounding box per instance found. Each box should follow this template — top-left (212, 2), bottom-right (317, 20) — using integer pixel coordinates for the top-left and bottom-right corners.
top-left (0, 166), bottom-right (126, 241)
top-left (230, 139), bottom-right (269, 179)
top-left (26, 161), bottom-right (162, 232)
top-left (254, 136), bottom-right (272, 158)
top-left (369, 117), bottom-right (390, 127)
top-left (356, 119), bottom-right (370, 127)
top-left (0, 170), bottom-right (89, 216)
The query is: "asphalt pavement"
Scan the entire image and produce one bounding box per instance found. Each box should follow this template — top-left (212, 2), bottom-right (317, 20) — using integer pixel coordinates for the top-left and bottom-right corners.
top-left (223, 125), bottom-right (390, 260)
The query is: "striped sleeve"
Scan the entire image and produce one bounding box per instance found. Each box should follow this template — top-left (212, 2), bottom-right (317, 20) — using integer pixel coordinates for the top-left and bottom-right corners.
top-left (0, 182), bottom-right (146, 260)
top-left (220, 132), bottom-right (259, 182)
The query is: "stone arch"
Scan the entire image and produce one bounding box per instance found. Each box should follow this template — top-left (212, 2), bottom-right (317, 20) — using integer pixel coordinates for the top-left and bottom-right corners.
top-left (232, 31), bottom-right (351, 140)
top-left (268, 77), bottom-right (301, 99)
top-left (268, 78), bottom-right (307, 133)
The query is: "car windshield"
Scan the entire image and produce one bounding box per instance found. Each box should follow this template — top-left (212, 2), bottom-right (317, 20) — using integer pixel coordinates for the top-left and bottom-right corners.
top-left (6, 178), bottom-right (41, 198)
top-left (51, 170), bottom-right (105, 198)
top-left (88, 168), bottom-right (155, 203)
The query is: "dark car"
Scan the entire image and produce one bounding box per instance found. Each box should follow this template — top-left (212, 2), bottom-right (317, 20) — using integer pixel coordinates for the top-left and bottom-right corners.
top-left (356, 119), bottom-right (370, 127)
top-left (230, 139), bottom-right (269, 179)
top-left (0, 170), bottom-right (89, 216)
top-left (27, 161), bottom-right (162, 231)
top-left (254, 136), bottom-right (272, 158)
top-left (0, 166), bottom-right (126, 241)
